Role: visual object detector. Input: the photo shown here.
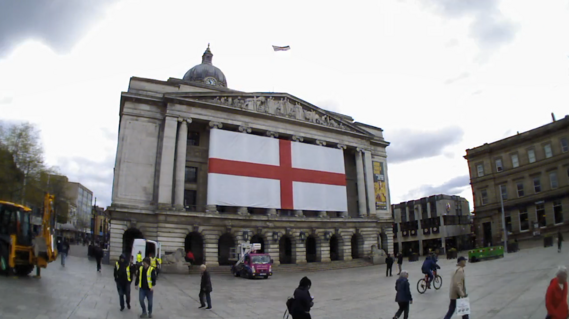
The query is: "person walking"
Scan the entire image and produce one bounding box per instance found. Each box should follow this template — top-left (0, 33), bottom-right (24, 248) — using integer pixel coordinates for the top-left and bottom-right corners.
top-left (94, 244), bottom-right (103, 273)
top-left (291, 276), bottom-right (314, 319)
top-left (60, 239), bottom-right (70, 267)
top-left (443, 256), bottom-right (469, 319)
top-left (136, 258), bottom-right (156, 318)
top-left (114, 254), bottom-right (132, 311)
top-left (393, 270), bottom-right (412, 319)
top-left (558, 231), bottom-right (563, 253)
top-left (199, 264), bottom-right (213, 310)
top-left (397, 253), bottom-right (403, 275)
top-left (545, 266), bottom-right (568, 319)
top-left (137, 251), bottom-right (143, 266)
top-left (386, 253), bottom-right (394, 277)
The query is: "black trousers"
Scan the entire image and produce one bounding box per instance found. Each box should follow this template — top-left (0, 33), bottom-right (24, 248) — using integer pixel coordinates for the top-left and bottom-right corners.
top-left (443, 299), bottom-right (469, 319)
top-left (394, 302), bottom-right (409, 319)
top-left (117, 283), bottom-right (131, 309)
top-left (291, 313), bottom-right (312, 319)
top-left (96, 258), bottom-right (102, 271)
top-left (386, 264), bottom-right (393, 276)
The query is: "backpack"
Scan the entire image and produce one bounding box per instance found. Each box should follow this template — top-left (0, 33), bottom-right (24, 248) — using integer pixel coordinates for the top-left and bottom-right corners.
top-left (283, 296), bottom-right (294, 319)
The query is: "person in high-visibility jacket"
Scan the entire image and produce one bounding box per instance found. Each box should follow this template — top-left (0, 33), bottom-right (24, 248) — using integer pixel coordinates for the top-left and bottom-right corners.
top-left (135, 257), bottom-right (157, 318)
top-left (136, 251), bottom-right (143, 264)
top-left (114, 254), bottom-right (132, 311)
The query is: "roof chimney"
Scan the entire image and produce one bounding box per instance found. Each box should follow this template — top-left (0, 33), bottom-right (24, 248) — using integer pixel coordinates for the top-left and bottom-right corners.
top-left (552, 112), bottom-right (556, 122)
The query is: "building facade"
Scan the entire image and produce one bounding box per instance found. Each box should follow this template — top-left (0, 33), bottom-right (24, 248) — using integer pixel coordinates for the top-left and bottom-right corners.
top-left (465, 116), bottom-right (569, 247)
top-left (392, 195), bottom-right (472, 256)
top-left (65, 182), bottom-right (93, 231)
top-left (108, 46), bottom-right (394, 265)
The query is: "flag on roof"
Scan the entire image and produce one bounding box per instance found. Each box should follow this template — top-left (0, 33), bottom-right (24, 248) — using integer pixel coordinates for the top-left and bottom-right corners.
top-left (272, 45), bottom-right (291, 51)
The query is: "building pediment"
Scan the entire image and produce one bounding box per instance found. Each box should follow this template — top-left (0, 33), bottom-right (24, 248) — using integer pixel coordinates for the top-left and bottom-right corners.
top-left (164, 92), bottom-right (372, 135)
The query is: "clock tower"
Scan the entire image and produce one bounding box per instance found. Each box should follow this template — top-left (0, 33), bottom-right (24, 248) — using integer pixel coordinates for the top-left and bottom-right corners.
top-left (183, 44), bottom-right (227, 87)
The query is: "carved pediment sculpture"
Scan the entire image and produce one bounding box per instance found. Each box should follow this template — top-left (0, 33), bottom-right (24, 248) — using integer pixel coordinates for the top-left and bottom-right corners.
top-left (169, 92), bottom-right (362, 134)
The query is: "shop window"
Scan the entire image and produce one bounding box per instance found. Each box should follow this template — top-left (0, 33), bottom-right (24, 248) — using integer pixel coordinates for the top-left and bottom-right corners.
top-left (536, 202), bottom-right (546, 228)
top-left (517, 182), bottom-right (524, 197)
top-left (519, 209), bottom-right (529, 231)
top-left (554, 201), bottom-right (563, 225)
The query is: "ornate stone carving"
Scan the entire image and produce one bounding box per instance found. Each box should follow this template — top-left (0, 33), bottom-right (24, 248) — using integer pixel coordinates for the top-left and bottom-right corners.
top-left (294, 210), bottom-right (304, 217)
top-left (178, 117), bottom-right (193, 124)
top-left (193, 94), bottom-right (359, 133)
top-left (291, 135), bottom-right (304, 142)
top-left (209, 121), bottom-right (222, 129)
top-left (315, 140), bottom-right (327, 146)
top-left (266, 131), bottom-right (279, 138)
top-left (238, 125), bottom-right (252, 133)
top-left (318, 211), bottom-right (328, 218)
top-left (337, 144), bottom-right (347, 150)
top-left (237, 207), bottom-right (250, 216)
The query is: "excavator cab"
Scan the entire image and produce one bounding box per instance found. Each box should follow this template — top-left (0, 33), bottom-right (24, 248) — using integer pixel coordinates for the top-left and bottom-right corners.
top-left (0, 201), bottom-right (33, 274)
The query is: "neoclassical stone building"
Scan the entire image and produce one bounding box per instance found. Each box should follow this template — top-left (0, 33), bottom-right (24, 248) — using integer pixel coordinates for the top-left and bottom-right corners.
top-left (108, 46), bottom-right (394, 266)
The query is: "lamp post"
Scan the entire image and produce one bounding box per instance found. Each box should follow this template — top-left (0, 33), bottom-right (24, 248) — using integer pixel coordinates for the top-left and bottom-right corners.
top-left (499, 186), bottom-right (508, 254)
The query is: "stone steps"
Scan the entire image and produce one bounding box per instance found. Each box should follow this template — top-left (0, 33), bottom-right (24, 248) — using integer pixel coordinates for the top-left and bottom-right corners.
top-left (162, 258), bottom-right (375, 275)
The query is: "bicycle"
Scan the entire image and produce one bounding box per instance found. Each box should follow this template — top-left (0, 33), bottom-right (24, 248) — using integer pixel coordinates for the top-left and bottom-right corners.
top-left (417, 270), bottom-right (443, 294)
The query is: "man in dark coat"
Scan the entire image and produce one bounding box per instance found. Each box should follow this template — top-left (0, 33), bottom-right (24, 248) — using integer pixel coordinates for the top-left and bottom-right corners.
top-left (291, 276), bottom-right (313, 319)
top-left (199, 264), bottom-right (213, 309)
top-left (397, 253), bottom-right (404, 275)
top-left (386, 253), bottom-right (394, 277)
top-left (421, 256), bottom-right (439, 289)
top-left (60, 239), bottom-right (70, 267)
top-left (393, 270), bottom-right (412, 319)
top-left (114, 254), bottom-right (132, 311)
top-left (94, 244), bottom-right (103, 273)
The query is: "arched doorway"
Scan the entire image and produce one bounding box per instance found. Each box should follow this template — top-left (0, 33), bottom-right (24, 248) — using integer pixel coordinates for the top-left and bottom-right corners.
top-left (123, 228), bottom-right (144, 257)
top-left (351, 233), bottom-right (363, 259)
top-left (185, 232), bottom-right (204, 265)
top-left (380, 233), bottom-right (388, 254)
top-left (250, 234), bottom-right (265, 253)
top-left (306, 235), bottom-right (317, 263)
top-left (279, 235), bottom-right (293, 264)
top-left (330, 235), bottom-right (340, 261)
top-left (218, 233), bottom-right (236, 265)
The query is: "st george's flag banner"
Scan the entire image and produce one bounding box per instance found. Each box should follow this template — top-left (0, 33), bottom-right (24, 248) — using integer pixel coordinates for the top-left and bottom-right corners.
top-left (207, 129), bottom-right (347, 212)
top-left (272, 45), bottom-right (291, 51)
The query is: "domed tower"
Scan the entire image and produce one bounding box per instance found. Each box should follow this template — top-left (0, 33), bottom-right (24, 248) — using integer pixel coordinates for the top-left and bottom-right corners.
top-left (183, 44), bottom-right (227, 87)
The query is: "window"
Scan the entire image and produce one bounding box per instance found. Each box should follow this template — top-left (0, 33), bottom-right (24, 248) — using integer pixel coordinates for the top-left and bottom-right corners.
top-left (554, 201), bottom-right (563, 224)
top-left (481, 190), bottom-right (488, 205)
top-left (505, 215), bottom-right (512, 233)
top-left (519, 209), bottom-right (529, 231)
top-left (536, 202), bottom-right (546, 228)
top-left (430, 201), bottom-right (438, 217)
top-left (185, 167), bottom-right (198, 183)
top-left (184, 190), bottom-right (197, 209)
top-left (533, 177), bottom-right (541, 193)
top-left (528, 149), bottom-right (536, 163)
top-left (421, 203), bottom-right (429, 220)
top-left (550, 171), bottom-right (558, 189)
top-left (408, 206), bottom-right (416, 221)
top-left (516, 182), bottom-right (525, 197)
top-left (561, 138), bottom-right (569, 153)
top-left (495, 159), bottom-right (503, 172)
top-left (477, 164), bottom-right (484, 177)
top-left (511, 154), bottom-right (519, 168)
top-left (499, 184), bottom-right (508, 200)
top-left (544, 144), bottom-right (553, 158)
top-left (187, 131), bottom-right (200, 146)
top-left (401, 207), bottom-right (407, 222)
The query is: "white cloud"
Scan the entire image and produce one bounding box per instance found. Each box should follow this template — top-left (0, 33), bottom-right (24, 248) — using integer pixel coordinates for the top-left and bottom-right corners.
top-left (1, 0), bottom-right (569, 209)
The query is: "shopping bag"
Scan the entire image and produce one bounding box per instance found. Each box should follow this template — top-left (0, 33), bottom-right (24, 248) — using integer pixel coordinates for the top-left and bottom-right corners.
top-left (456, 297), bottom-right (471, 316)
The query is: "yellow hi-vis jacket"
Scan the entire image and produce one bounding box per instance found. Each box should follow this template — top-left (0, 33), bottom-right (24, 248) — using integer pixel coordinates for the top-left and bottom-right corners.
top-left (115, 262), bottom-right (131, 282)
top-left (150, 257), bottom-right (157, 268)
top-left (138, 266), bottom-right (155, 289)
top-left (136, 253), bottom-right (142, 263)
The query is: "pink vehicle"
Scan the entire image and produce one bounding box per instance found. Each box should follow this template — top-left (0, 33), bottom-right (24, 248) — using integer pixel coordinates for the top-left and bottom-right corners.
top-left (231, 243), bottom-right (274, 279)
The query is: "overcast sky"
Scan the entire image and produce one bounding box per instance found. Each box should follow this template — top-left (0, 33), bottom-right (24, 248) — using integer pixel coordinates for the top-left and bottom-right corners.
top-left (1, 0), bottom-right (568, 209)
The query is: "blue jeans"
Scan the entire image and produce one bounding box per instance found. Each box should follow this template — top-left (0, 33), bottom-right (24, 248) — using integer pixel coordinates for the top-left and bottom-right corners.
top-left (139, 289), bottom-right (153, 314)
top-left (199, 290), bottom-right (212, 308)
top-left (60, 253), bottom-right (67, 266)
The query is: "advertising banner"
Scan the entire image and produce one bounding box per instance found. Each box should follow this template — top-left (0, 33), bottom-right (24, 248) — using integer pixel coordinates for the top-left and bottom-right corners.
top-left (373, 161), bottom-right (388, 210)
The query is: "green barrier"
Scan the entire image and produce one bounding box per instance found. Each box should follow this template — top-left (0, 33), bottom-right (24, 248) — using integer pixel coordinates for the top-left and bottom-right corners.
top-left (468, 246), bottom-right (504, 262)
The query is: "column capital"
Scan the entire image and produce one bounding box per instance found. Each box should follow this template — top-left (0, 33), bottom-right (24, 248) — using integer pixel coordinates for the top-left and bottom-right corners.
top-left (356, 147), bottom-right (371, 153)
top-left (266, 131), bottom-right (279, 138)
top-left (238, 125), bottom-right (252, 133)
top-left (209, 121), bottom-right (223, 129)
top-left (315, 140), bottom-right (327, 146)
top-left (337, 144), bottom-right (347, 150)
top-left (177, 117), bottom-right (192, 124)
top-left (291, 135), bottom-right (304, 142)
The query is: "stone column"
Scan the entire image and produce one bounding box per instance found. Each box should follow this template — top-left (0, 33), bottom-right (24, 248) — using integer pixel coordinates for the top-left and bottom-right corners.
top-left (295, 231), bottom-right (307, 264)
top-left (174, 118), bottom-right (190, 209)
top-left (355, 149), bottom-right (367, 217)
top-left (205, 122), bottom-right (223, 214)
top-left (337, 144), bottom-right (348, 218)
top-left (265, 131), bottom-right (280, 217)
top-left (265, 231), bottom-right (281, 266)
top-left (363, 150), bottom-right (376, 217)
top-left (342, 233), bottom-right (353, 261)
top-left (157, 116), bottom-right (178, 208)
top-left (292, 135), bottom-right (304, 218)
top-left (320, 234), bottom-right (331, 263)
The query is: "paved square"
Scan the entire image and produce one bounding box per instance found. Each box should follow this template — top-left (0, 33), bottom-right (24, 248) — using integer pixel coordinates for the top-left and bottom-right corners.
top-left (0, 244), bottom-right (567, 319)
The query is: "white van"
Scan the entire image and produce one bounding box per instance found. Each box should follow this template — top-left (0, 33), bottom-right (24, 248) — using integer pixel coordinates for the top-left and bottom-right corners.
top-left (131, 239), bottom-right (162, 270)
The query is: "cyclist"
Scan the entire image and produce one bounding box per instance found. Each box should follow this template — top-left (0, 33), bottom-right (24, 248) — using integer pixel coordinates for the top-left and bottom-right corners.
top-left (421, 256), bottom-right (440, 289)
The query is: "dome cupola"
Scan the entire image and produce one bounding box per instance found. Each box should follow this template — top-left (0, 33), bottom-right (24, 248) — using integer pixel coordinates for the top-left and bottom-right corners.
top-left (183, 44), bottom-right (227, 87)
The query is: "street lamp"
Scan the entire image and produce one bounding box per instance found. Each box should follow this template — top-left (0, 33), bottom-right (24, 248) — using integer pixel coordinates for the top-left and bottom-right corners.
top-left (499, 185), bottom-right (508, 254)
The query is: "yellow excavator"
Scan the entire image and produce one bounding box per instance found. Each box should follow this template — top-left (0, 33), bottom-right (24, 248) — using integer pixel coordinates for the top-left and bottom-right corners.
top-left (0, 193), bottom-right (58, 277)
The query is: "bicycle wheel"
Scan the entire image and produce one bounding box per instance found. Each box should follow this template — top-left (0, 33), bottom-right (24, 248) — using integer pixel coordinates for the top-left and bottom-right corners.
top-left (417, 278), bottom-right (427, 294)
top-left (433, 275), bottom-right (443, 290)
